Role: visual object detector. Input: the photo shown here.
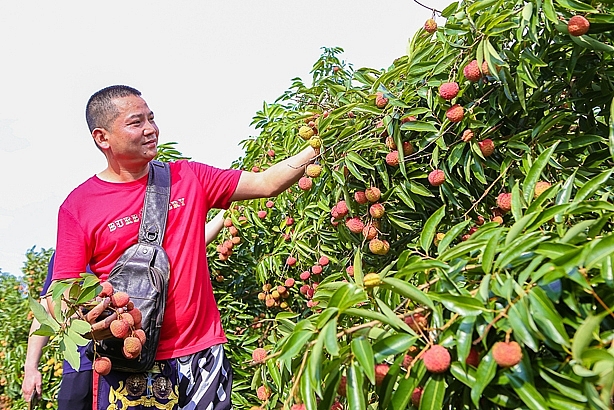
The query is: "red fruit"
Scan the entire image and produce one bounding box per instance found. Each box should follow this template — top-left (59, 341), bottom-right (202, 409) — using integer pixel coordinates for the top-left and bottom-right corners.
top-left (133, 328), bottom-right (146, 345)
top-left (401, 115), bottom-right (417, 123)
top-left (291, 405), bottom-right (307, 410)
top-left (354, 190), bottom-right (368, 204)
top-left (298, 177), bottom-right (313, 190)
top-left (257, 210), bottom-right (267, 219)
top-left (346, 266), bottom-right (354, 276)
top-left (228, 226), bottom-right (239, 236)
top-left (110, 291), bottom-right (130, 308)
top-left (481, 61), bottom-right (491, 76)
top-left (404, 312), bottom-right (428, 332)
top-left (446, 104), bottom-right (464, 123)
top-left (98, 281), bottom-right (114, 298)
top-left (463, 60), bottom-right (482, 82)
top-left (299, 284), bottom-right (310, 295)
top-left (461, 129), bottom-right (474, 142)
top-left (345, 217), bottom-right (365, 234)
top-left (93, 357), bottom-right (112, 376)
top-left (330, 401), bottom-right (343, 410)
top-left (568, 15), bottom-right (590, 36)
top-left (428, 169), bottom-right (446, 186)
top-left (534, 181), bottom-right (552, 198)
top-left (338, 376), bottom-right (347, 396)
top-left (120, 312), bottom-right (135, 327)
top-left (369, 203), bottom-right (385, 219)
top-left (411, 386), bottom-right (424, 407)
top-left (424, 18), bottom-right (437, 33)
top-left (335, 201), bottom-right (349, 217)
top-left (363, 224), bottom-right (378, 240)
top-left (385, 150), bottom-right (399, 167)
top-left (251, 166), bottom-right (260, 172)
top-left (256, 385), bottom-right (271, 401)
top-left (223, 217), bottom-right (233, 227)
top-left (439, 82), bottom-right (460, 100)
top-left (284, 278), bottom-right (295, 287)
top-left (497, 193), bottom-right (512, 213)
top-left (123, 336), bottom-right (142, 355)
top-left (466, 347), bottom-right (480, 367)
top-left (365, 187), bottom-right (381, 202)
top-left (402, 141), bottom-right (414, 156)
top-left (492, 341), bottom-right (523, 368)
top-left (375, 363), bottom-right (390, 386)
top-left (265, 200), bottom-right (274, 208)
top-left (312, 265), bottom-right (323, 275)
top-left (318, 256), bottom-right (329, 266)
top-left (286, 256), bottom-right (297, 266)
top-left (422, 345), bottom-right (451, 373)
top-left (252, 347), bottom-right (267, 364)
top-left (375, 92), bottom-right (388, 109)
top-left (402, 354), bottom-right (413, 369)
top-left (110, 319), bottom-right (130, 339)
top-left (267, 149), bottom-right (275, 157)
top-left (479, 139), bottom-right (495, 157)
top-left (299, 271), bottom-right (311, 281)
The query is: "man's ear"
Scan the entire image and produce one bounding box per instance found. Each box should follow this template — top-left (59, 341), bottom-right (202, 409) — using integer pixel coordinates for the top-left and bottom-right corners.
top-left (92, 128), bottom-right (109, 150)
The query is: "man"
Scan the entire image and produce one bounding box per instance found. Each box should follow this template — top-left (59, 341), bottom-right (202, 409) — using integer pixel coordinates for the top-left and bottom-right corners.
top-left (21, 209), bottom-right (228, 408)
top-left (49, 85), bottom-right (318, 409)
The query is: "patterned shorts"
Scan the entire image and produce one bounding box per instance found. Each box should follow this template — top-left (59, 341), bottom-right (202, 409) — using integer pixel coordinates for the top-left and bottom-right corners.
top-left (95, 344), bottom-right (233, 410)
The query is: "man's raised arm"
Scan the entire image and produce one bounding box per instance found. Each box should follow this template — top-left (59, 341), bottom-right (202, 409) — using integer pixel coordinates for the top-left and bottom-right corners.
top-left (230, 146), bottom-right (319, 202)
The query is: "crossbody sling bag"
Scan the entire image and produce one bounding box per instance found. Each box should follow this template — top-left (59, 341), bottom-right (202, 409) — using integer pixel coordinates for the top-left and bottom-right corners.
top-left (88, 160), bottom-right (171, 373)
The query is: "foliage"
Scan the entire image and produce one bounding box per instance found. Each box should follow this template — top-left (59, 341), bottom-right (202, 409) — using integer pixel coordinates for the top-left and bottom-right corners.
top-left (210, 0), bottom-right (614, 408)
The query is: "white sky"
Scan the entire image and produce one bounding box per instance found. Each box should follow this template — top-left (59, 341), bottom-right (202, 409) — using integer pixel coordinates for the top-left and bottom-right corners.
top-left (0, 0), bottom-right (450, 276)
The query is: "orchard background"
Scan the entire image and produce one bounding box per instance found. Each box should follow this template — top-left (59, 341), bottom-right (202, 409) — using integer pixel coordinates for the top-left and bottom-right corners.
top-left (2, 0), bottom-right (614, 408)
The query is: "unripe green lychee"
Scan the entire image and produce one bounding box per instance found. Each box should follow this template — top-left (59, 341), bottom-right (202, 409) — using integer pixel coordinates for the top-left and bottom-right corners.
top-left (422, 345), bottom-right (451, 373)
top-left (305, 164), bottom-right (322, 178)
top-left (298, 125), bottom-right (315, 140)
top-left (492, 341), bottom-right (522, 368)
top-left (446, 104), bottom-right (464, 123)
top-left (363, 272), bottom-right (382, 287)
top-left (439, 82), bottom-right (460, 100)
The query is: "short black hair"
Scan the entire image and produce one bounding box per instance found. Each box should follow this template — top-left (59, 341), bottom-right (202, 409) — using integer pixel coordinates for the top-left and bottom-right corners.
top-left (85, 85), bottom-right (141, 132)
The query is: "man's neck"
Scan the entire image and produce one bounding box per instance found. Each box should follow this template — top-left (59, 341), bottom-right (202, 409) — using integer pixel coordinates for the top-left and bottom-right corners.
top-left (97, 162), bottom-right (150, 183)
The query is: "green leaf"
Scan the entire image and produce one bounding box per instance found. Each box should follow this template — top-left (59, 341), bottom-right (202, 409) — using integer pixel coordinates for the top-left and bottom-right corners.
top-left (346, 151), bottom-right (375, 170)
top-left (523, 142), bottom-right (559, 203)
top-left (351, 337), bottom-right (375, 385)
top-left (529, 287), bottom-right (570, 347)
top-left (585, 233), bottom-right (614, 270)
top-left (420, 205), bottom-right (446, 254)
top-left (60, 336), bottom-right (81, 374)
top-left (572, 312), bottom-right (608, 363)
top-left (554, 0), bottom-right (597, 12)
top-left (400, 121), bottom-right (439, 133)
top-left (419, 373), bottom-right (446, 410)
top-left (347, 360), bottom-right (366, 410)
top-left (279, 330), bottom-right (313, 361)
top-left (508, 299), bottom-right (540, 352)
top-left (429, 293), bottom-right (484, 316)
top-left (372, 334), bottom-right (417, 363)
top-left (573, 170), bottom-right (613, 203)
top-left (610, 96), bottom-right (614, 163)
top-left (328, 282), bottom-right (367, 312)
top-left (471, 351), bottom-right (497, 406)
top-left (508, 372), bottom-right (550, 410)
top-left (381, 277), bottom-right (435, 309)
top-left (353, 248), bottom-right (364, 287)
top-left (322, 318), bottom-right (340, 357)
top-left (68, 319), bottom-right (92, 336)
top-left (438, 219), bottom-right (472, 254)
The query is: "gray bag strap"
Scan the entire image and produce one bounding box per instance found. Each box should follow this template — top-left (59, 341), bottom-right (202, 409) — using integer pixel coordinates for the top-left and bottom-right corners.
top-left (138, 160), bottom-right (171, 245)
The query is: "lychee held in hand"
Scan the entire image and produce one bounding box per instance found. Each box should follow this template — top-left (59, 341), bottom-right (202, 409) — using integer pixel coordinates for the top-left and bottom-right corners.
top-left (305, 164), bottom-right (322, 178)
top-left (98, 281), bottom-right (114, 298)
top-left (298, 125), bottom-right (315, 140)
top-left (439, 82), bottom-right (460, 100)
top-left (568, 15), bottom-right (590, 36)
top-left (492, 341), bottom-right (523, 368)
top-left (422, 345), bottom-right (451, 373)
top-left (110, 291), bottom-right (130, 308)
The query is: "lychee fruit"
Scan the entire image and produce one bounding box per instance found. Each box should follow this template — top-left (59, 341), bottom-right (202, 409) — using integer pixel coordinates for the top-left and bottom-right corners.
top-left (110, 319), bottom-right (130, 339)
top-left (478, 139), bottom-right (495, 157)
top-left (534, 181), bottom-right (551, 198)
top-left (308, 136), bottom-right (322, 149)
top-left (337, 376), bottom-right (347, 396)
top-left (369, 203), bottom-right (385, 219)
top-left (404, 312), bottom-right (428, 333)
top-left (365, 187), bottom-right (381, 202)
top-left (257, 210), bottom-right (267, 219)
top-left (298, 177), bottom-right (313, 191)
top-left (463, 60), bottom-right (482, 82)
top-left (318, 256), bottom-right (329, 266)
top-left (492, 341), bottom-right (523, 368)
top-left (375, 92), bottom-right (388, 109)
top-left (385, 150), bottom-right (400, 167)
top-left (330, 401), bottom-right (343, 410)
top-left (363, 272), bottom-right (382, 288)
top-left (345, 217), bottom-right (365, 234)
top-left (401, 115), bottom-right (417, 123)
top-left (311, 265), bottom-right (323, 275)
top-left (267, 149), bottom-right (275, 157)
top-left (466, 347), bottom-right (480, 367)
top-left (402, 354), bottom-right (413, 369)
top-left (93, 357), bottom-right (112, 376)
top-left (286, 256), bottom-right (297, 266)
top-left (363, 224), bottom-right (378, 240)
top-left (223, 217), bottom-right (233, 227)
top-left (285, 278), bottom-right (295, 287)
top-left (252, 347), bottom-right (267, 364)
top-left (335, 201), bottom-right (349, 217)
top-left (133, 328), bottom-right (146, 345)
top-left (496, 193), bottom-right (512, 213)
top-left (123, 336), bottom-right (142, 356)
top-left (98, 281), bottom-right (114, 298)
top-left (299, 271), bottom-right (311, 281)
top-left (446, 104), bottom-right (465, 123)
top-left (256, 385), bottom-right (271, 401)
top-left (110, 291), bottom-right (130, 308)
top-left (298, 125), bottom-right (315, 140)
top-left (439, 82), bottom-right (460, 100)
top-left (385, 136), bottom-right (396, 150)
top-left (369, 238), bottom-right (389, 255)
top-left (120, 313), bottom-right (135, 327)
top-left (461, 129), bottom-right (474, 142)
top-left (355, 190), bottom-right (368, 204)
top-left (411, 387), bottom-right (424, 407)
top-left (402, 141), bottom-right (414, 155)
top-left (305, 164), bottom-right (322, 178)
top-left (481, 61), bottom-right (491, 76)
top-left (492, 215), bottom-right (504, 224)
top-left (424, 18), bottom-right (437, 33)
top-left (291, 404), bottom-right (306, 410)
top-left (265, 200), bottom-right (274, 208)
top-left (375, 363), bottom-right (390, 386)
top-left (285, 216), bottom-right (294, 226)
top-left (568, 15), bottom-right (590, 36)
top-left (346, 266), bottom-right (354, 276)
top-left (422, 345), bottom-right (451, 373)
top-left (428, 169), bottom-right (446, 186)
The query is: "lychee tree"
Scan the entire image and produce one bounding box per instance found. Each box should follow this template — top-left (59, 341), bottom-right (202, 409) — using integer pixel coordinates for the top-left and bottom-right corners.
top-left (210, 0), bottom-right (614, 408)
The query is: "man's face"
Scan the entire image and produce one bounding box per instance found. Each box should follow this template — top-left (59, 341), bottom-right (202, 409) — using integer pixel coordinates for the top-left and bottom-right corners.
top-left (103, 95), bottom-right (159, 164)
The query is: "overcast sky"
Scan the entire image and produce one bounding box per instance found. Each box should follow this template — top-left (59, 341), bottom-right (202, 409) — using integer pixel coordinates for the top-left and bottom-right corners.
top-left (0, 0), bottom-right (450, 276)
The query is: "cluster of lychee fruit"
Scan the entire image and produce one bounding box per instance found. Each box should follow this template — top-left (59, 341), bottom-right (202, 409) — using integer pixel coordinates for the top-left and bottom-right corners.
top-left (92, 281), bottom-right (146, 376)
top-left (257, 282), bottom-right (292, 309)
top-left (380, 117), bottom-right (416, 168)
top-left (216, 217), bottom-right (244, 261)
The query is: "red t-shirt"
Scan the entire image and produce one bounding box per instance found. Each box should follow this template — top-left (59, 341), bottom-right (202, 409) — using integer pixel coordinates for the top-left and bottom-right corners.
top-left (52, 160), bottom-right (242, 359)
